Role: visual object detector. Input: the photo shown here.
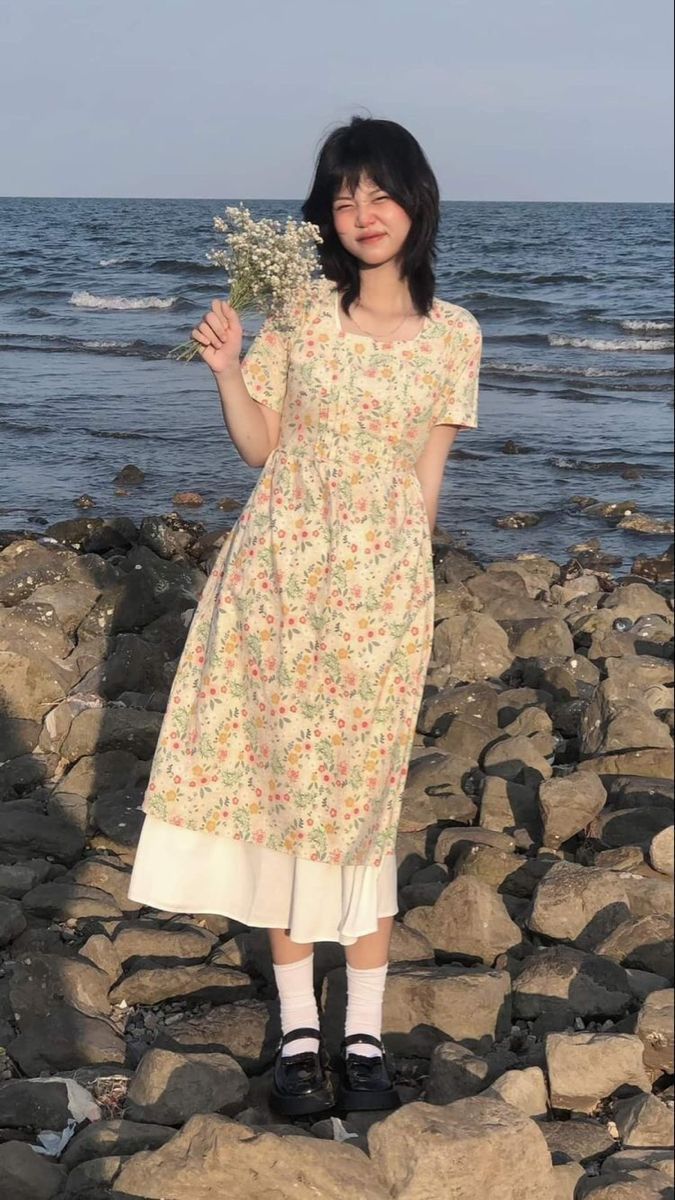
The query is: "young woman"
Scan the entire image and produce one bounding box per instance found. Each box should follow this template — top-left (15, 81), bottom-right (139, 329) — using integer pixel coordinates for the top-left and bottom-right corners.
top-left (127, 115), bottom-right (482, 1116)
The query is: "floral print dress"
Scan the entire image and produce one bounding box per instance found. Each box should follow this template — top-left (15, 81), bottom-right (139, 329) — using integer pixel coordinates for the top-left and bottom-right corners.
top-left (127, 277), bottom-right (481, 943)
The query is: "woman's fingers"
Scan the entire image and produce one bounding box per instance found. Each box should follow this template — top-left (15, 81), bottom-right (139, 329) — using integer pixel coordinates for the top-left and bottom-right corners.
top-left (204, 312), bottom-right (226, 341)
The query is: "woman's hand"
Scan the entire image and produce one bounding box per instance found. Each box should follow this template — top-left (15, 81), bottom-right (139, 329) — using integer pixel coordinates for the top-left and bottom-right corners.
top-left (190, 299), bottom-right (243, 375)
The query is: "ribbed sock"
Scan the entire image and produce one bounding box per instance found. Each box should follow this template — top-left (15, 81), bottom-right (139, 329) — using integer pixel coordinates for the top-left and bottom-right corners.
top-left (345, 962), bottom-right (388, 1058)
top-left (272, 952), bottom-right (321, 1057)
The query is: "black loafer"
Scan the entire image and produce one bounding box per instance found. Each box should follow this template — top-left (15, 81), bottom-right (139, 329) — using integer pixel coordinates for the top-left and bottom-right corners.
top-left (336, 1033), bottom-right (400, 1112)
top-left (269, 1026), bottom-right (335, 1117)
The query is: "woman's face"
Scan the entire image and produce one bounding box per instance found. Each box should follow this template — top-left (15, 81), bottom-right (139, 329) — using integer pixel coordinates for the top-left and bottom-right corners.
top-left (331, 175), bottom-right (412, 263)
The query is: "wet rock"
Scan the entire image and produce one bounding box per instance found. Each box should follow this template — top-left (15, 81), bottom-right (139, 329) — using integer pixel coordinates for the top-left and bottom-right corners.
top-left (619, 512), bottom-right (674, 535)
top-left (636, 989), bottom-right (674, 1074)
top-left (368, 1095), bottom-right (555, 1200)
top-left (528, 860), bottom-right (631, 950)
top-left (613, 1091), bottom-right (674, 1148)
top-left (495, 511), bottom-right (543, 529)
top-left (0, 1140), bottom-right (66, 1199)
top-left (538, 772), bottom-right (607, 848)
top-left (124, 1047), bottom-right (248, 1126)
top-left (545, 1031), bottom-right (651, 1111)
top-left (512, 945), bottom-right (633, 1022)
top-left (115, 1111), bottom-right (388, 1199)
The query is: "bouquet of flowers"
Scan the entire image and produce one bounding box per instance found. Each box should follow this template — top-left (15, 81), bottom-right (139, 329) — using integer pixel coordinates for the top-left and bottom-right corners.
top-left (167, 204), bottom-right (324, 362)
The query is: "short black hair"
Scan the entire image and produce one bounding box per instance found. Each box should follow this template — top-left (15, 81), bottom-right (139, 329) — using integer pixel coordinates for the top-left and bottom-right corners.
top-left (301, 114), bottom-right (440, 318)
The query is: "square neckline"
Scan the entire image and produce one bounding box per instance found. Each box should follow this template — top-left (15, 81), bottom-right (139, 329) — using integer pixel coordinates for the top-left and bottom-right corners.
top-left (332, 286), bottom-right (431, 346)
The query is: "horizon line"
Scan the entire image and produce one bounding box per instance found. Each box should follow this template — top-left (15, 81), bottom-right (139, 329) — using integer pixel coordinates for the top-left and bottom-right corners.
top-left (0, 194), bottom-right (673, 205)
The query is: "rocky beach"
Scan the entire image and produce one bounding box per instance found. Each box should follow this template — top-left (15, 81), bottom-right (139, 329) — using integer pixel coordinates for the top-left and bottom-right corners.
top-left (0, 502), bottom-right (673, 1199)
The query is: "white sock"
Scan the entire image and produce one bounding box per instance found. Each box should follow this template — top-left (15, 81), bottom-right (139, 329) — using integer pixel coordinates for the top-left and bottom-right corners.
top-left (272, 953), bottom-right (320, 1057)
top-left (345, 962), bottom-right (388, 1058)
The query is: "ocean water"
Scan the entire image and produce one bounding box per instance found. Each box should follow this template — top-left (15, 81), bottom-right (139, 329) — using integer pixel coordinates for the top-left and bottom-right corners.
top-left (0, 197), bottom-right (672, 568)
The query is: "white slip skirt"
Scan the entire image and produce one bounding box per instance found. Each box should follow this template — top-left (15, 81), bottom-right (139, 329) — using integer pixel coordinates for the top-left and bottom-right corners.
top-left (127, 813), bottom-right (399, 946)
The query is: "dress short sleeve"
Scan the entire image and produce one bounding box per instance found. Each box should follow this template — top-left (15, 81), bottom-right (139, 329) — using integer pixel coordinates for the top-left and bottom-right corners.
top-left (239, 313), bottom-right (290, 413)
top-left (433, 308), bottom-right (482, 430)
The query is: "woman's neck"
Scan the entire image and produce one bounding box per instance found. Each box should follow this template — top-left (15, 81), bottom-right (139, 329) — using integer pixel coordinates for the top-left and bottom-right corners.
top-left (353, 264), bottom-right (415, 316)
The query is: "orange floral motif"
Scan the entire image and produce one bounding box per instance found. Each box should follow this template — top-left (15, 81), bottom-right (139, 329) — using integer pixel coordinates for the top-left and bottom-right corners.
top-left (141, 277), bottom-right (481, 867)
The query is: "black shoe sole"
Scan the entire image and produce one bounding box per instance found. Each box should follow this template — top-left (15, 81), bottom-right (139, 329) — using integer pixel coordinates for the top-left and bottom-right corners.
top-left (269, 1084), bottom-right (335, 1117)
top-left (336, 1085), bottom-right (400, 1112)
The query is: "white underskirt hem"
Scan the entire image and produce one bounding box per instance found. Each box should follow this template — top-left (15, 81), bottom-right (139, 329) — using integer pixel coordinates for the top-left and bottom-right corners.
top-left (127, 813), bottom-right (399, 946)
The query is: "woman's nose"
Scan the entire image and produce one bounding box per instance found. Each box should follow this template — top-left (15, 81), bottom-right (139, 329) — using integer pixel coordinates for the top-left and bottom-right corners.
top-left (354, 207), bottom-right (376, 225)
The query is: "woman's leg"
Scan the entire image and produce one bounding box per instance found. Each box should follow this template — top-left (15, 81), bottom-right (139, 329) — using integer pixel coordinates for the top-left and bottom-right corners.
top-left (268, 928), bottom-right (320, 1055)
top-left (344, 915), bottom-right (394, 1057)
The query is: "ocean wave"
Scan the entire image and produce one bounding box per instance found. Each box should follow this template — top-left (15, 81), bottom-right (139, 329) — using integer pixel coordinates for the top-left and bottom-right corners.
top-left (150, 257), bottom-right (219, 276)
top-left (99, 257), bottom-right (125, 266)
top-left (82, 339), bottom-right (135, 349)
top-left (485, 361), bottom-right (636, 378)
top-left (550, 455), bottom-right (657, 474)
top-left (549, 334), bottom-right (674, 352)
top-left (69, 290), bottom-right (176, 310)
top-left (464, 291), bottom-right (553, 312)
top-left (529, 273), bottom-right (593, 284)
top-left (620, 319), bottom-right (674, 332)
top-left (0, 331), bottom-right (170, 360)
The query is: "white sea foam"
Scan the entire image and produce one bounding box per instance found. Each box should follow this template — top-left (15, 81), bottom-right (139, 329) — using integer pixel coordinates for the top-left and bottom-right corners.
top-left (620, 319), bottom-right (673, 332)
top-left (487, 361), bottom-right (632, 378)
top-left (69, 290), bottom-right (175, 310)
top-left (549, 334), bottom-right (674, 352)
top-left (99, 257), bottom-right (122, 266)
top-left (82, 340), bottom-right (133, 348)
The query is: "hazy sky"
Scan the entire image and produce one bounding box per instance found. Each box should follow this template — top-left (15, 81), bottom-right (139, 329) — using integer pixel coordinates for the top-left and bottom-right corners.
top-left (1, 0), bottom-right (673, 201)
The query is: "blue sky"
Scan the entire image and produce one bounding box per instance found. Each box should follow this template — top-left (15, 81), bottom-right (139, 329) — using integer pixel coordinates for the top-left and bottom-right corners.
top-left (1, 0), bottom-right (672, 201)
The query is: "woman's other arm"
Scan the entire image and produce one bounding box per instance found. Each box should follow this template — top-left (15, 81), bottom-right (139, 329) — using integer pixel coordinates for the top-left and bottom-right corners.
top-left (414, 424), bottom-right (461, 533)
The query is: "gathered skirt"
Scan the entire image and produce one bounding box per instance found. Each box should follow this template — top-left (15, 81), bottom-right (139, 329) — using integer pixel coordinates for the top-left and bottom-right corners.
top-left (127, 814), bottom-right (399, 946)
